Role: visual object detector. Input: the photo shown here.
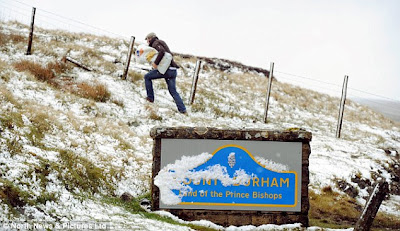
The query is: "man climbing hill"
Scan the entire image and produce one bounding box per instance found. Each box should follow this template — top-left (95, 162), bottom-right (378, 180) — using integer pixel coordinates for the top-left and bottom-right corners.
top-left (144, 32), bottom-right (187, 114)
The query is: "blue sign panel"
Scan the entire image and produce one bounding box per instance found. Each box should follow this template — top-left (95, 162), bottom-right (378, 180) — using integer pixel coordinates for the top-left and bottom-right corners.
top-left (175, 144), bottom-right (298, 207)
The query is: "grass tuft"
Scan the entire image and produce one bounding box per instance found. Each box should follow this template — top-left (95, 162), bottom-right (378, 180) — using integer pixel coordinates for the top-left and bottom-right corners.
top-left (59, 150), bottom-right (114, 194)
top-left (0, 31), bottom-right (6, 45)
top-left (76, 82), bottom-right (111, 102)
top-left (14, 60), bottom-right (55, 83)
top-left (128, 70), bottom-right (144, 83)
top-left (0, 179), bottom-right (28, 208)
top-left (145, 105), bottom-right (162, 121)
top-left (13, 60), bottom-right (70, 87)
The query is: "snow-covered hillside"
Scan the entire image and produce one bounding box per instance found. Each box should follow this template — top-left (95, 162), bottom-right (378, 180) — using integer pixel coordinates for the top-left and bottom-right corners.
top-left (1, 21), bottom-right (399, 230)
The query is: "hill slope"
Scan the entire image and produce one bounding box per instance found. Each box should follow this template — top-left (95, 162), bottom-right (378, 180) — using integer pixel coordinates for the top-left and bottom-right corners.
top-left (351, 98), bottom-right (400, 123)
top-left (1, 21), bottom-right (400, 230)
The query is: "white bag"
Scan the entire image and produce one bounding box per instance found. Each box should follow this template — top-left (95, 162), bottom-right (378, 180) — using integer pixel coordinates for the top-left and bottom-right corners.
top-left (157, 52), bottom-right (172, 74)
top-left (135, 44), bottom-right (172, 74)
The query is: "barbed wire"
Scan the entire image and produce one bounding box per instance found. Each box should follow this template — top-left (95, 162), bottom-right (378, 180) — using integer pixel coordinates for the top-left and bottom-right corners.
top-left (37, 8), bottom-right (126, 39)
top-left (275, 70), bottom-right (343, 88)
top-left (348, 87), bottom-right (399, 102)
top-left (0, 2), bottom-right (31, 23)
top-left (276, 69), bottom-right (399, 102)
top-left (273, 68), bottom-right (400, 116)
top-left (3, 0), bottom-right (128, 39)
top-left (0, 0), bottom-right (30, 11)
top-left (274, 72), bottom-right (342, 96)
top-left (346, 92), bottom-right (400, 114)
top-left (274, 69), bottom-right (400, 111)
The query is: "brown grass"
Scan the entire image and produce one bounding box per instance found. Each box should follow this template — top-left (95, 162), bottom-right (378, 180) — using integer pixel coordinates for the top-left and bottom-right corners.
top-left (0, 179), bottom-right (28, 208)
top-left (101, 61), bottom-right (117, 73)
top-left (13, 60), bottom-right (71, 87)
top-left (9, 33), bottom-right (25, 43)
top-left (0, 31), bottom-right (7, 46)
top-left (129, 70), bottom-right (144, 83)
top-left (76, 82), bottom-right (111, 102)
top-left (0, 30), bottom-right (26, 47)
top-left (309, 188), bottom-right (361, 228)
top-left (0, 87), bottom-right (17, 105)
top-left (14, 60), bottom-right (55, 83)
top-left (0, 59), bottom-right (9, 74)
top-left (309, 188), bottom-right (400, 230)
top-left (47, 61), bottom-right (70, 75)
top-left (145, 104), bottom-right (162, 121)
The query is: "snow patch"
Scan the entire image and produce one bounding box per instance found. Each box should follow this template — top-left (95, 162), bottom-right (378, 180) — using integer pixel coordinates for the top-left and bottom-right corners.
top-left (154, 152), bottom-right (254, 205)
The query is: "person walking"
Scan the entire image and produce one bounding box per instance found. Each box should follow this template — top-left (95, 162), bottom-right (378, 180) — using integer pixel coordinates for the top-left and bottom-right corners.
top-left (144, 32), bottom-right (187, 114)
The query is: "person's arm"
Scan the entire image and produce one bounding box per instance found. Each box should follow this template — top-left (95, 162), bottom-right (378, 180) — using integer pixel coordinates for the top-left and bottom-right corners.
top-left (153, 43), bottom-right (165, 65)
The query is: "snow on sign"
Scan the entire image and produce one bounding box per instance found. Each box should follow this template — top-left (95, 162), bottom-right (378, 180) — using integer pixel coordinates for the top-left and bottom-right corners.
top-left (155, 144), bottom-right (298, 210)
top-left (154, 138), bottom-right (303, 212)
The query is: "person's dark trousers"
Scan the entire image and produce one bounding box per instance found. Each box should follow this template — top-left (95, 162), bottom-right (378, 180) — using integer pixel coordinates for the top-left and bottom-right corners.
top-left (144, 69), bottom-right (186, 113)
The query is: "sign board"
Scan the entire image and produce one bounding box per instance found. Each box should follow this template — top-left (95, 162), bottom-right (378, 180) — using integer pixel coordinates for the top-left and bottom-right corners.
top-left (151, 127), bottom-right (311, 227)
top-left (157, 139), bottom-right (302, 211)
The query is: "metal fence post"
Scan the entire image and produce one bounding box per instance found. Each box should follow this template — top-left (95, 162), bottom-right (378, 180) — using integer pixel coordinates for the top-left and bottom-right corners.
top-left (26, 7), bottom-right (36, 55)
top-left (188, 60), bottom-right (202, 105)
top-left (122, 36), bottom-right (135, 80)
top-left (263, 62), bottom-right (274, 123)
top-left (336, 75), bottom-right (349, 138)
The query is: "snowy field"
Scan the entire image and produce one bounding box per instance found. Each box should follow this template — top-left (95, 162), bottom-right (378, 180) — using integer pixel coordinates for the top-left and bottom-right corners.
top-left (1, 21), bottom-right (399, 230)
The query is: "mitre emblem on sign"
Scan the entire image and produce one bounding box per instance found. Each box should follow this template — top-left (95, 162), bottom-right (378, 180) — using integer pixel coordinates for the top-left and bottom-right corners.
top-left (228, 153), bottom-right (236, 168)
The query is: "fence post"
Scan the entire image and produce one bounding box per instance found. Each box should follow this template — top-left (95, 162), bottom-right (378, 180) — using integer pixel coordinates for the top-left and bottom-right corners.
top-left (122, 36), bottom-right (135, 80)
top-left (263, 62), bottom-right (274, 123)
top-left (354, 179), bottom-right (389, 231)
top-left (188, 60), bottom-right (202, 105)
top-left (336, 75), bottom-right (349, 138)
top-left (26, 7), bottom-right (36, 55)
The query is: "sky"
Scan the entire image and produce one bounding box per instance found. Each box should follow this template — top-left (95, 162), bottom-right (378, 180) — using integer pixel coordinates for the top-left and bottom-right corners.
top-left (2, 0), bottom-right (400, 100)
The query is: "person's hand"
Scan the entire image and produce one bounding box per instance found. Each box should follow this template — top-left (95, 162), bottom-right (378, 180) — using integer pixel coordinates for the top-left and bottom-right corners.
top-left (152, 63), bottom-right (157, 69)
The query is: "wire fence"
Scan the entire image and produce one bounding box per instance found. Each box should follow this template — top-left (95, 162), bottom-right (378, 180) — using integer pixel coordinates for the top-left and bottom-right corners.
top-left (273, 70), bottom-right (400, 118)
top-left (0, 0), bottom-right (31, 24)
top-left (1, 0), bottom-right (399, 119)
top-left (274, 70), bottom-right (343, 97)
top-left (0, 0), bottom-right (128, 39)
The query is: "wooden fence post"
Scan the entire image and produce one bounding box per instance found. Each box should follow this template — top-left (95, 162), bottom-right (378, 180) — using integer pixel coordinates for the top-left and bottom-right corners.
top-left (354, 179), bottom-right (389, 231)
top-left (263, 62), bottom-right (274, 123)
top-left (336, 75), bottom-right (349, 138)
top-left (26, 7), bottom-right (36, 55)
top-left (188, 60), bottom-right (202, 105)
top-left (122, 36), bottom-right (135, 80)
top-left (63, 57), bottom-right (93, 72)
